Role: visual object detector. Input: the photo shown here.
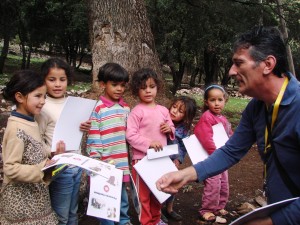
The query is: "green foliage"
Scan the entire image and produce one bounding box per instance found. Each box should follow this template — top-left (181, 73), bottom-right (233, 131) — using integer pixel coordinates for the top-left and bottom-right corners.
top-left (145, 0), bottom-right (300, 90)
top-left (0, 73), bottom-right (10, 85)
top-left (45, 0), bottom-right (89, 65)
top-left (0, 0), bottom-right (89, 71)
top-left (1, 0), bottom-right (300, 88)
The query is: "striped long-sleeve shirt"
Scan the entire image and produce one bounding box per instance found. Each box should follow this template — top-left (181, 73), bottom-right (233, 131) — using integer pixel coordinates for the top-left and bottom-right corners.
top-left (86, 96), bottom-right (130, 177)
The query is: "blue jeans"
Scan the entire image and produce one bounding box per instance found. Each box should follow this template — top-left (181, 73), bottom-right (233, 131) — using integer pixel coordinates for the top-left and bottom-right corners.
top-left (99, 182), bottom-right (130, 225)
top-left (50, 166), bottom-right (82, 225)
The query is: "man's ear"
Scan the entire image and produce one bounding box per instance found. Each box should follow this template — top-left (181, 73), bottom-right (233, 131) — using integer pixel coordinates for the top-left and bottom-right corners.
top-left (263, 55), bottom-right (276, 75)
top-left (15, 92), bottom-right (25, 104)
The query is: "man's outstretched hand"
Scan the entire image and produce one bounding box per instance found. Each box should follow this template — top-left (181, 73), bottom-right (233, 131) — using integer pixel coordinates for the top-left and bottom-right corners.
top-left (156, 166), bottom-right (198, 194)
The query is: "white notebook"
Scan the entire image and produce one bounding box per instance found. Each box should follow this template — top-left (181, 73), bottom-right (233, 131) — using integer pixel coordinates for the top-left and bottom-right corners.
top-left (147, 144), bottom-right (178, 160)
top-left (230, 197), bottom-right (299, 225)
top-left (182, 123), bottom-right (229, 164)
top-left (51, 96), bottom-right (96, 151)
top-left (133, 156), bottom-right (178, 203)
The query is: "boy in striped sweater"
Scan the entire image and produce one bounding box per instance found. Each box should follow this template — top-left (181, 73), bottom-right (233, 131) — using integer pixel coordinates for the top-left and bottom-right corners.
top-left (86, 62), bottom-right (132, 225)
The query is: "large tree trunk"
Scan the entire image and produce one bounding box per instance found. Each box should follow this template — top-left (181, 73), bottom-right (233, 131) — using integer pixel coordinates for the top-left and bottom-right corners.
top-left (203, 48), bottom-right (219, 86)
top-left (86, 0), bottom-right (162, 92)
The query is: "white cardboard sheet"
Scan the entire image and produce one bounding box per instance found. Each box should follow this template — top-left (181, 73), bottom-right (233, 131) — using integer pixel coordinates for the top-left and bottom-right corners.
top-left (51, 96), bottom-right (96, 151)
top-left (133, 156), bottom-right (178, 203)
top-left (212, 122), bottom-right (229, 148)
top-left (182, 134), bottom-right (209, 164)
top-left (147, 144), bottom-right (178, 160)
top-left (182, 123), bottom-right (229, 164)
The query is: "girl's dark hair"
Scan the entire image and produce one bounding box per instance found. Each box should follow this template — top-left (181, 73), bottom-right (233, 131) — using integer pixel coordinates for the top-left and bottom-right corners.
top-left (203, 84), bottom-right (228, 111)
top-left (2, 70), bottom-right (44, 104)
top-left (170, 96), bottom-right (197, 131)
top-left (130, 68), bottom-right (161, 96)
top-left (98, 63), bottom-right (129, 83)
top-left (41, 57), bottom-right (73, 85)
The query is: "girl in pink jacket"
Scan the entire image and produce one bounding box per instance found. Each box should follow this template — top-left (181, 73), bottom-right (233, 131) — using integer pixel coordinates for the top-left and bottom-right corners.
top-left (194, 85), bottom-right (233, 223)
top-left (126, 68), bottom-right (175, 225)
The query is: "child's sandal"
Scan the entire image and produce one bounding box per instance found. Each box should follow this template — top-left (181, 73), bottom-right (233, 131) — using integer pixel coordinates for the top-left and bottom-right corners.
top-left (202, 212), bottom-right (216, 222)
top-left (217, 209), bottom-right (229, 216)
top-left (215, 216), bottom-right (227, 224)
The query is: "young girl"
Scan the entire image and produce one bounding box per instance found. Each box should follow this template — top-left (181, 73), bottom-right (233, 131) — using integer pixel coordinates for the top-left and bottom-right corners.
top-left (194, 84), bottom-right (233, 223)
top-left (161, 96), bottom-right (197, 223)
top-left (0, 70), bottom-right (64, 224)
top-left (126, 68), bottom-right (175, 225)
top-left (35, 58), bottom-right (87, 225)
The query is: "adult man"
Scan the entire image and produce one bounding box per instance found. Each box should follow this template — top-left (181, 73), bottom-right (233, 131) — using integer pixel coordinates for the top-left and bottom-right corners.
top-left (156, 26), bottom-right (300, 225)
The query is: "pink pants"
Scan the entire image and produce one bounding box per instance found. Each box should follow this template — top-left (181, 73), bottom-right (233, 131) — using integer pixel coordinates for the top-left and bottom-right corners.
top-left (199, 170), bottom-right (229, 215)
top-left (132, 161), bottom-right (161, 225)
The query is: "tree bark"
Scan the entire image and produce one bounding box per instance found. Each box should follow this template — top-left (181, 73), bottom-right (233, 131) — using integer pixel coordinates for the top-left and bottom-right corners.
top-left (0, 34), bottom-right (9, 74)
top-left (86, 0), bottom-right (162, 91)
top-left (203, 48), bottom-right (219, 85)
top-left (275, 0), bottom-right (295, 75)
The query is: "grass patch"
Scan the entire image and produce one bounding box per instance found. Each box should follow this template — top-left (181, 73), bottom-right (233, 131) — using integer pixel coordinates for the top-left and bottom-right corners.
top-left (223, 97), bottom-right (250, 128)
top-left (224, 97), bottom-right (250, 113)
top-left (0, 53), bottom-right (92, 85)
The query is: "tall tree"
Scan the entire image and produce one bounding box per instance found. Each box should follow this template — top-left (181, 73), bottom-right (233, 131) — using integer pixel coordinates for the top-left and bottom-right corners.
top-left (0, 0), bottom-right (18, 73)
top-left (86, 0), bottom-right (162, 91)
top-left (49, 0), bottom-right (89, 67)
top-left (275, 0), bottom-right (295, 75)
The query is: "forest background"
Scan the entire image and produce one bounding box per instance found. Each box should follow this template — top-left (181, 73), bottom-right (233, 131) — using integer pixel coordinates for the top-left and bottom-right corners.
top-left (0, 0), bottom-right (299, 93)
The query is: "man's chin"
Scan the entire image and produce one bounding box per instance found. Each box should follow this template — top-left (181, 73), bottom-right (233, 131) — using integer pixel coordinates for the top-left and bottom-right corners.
top-left (237, 84), bottom-right (245, 94)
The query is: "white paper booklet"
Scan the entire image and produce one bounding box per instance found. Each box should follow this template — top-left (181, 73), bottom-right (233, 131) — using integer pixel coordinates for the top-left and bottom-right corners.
top-left (51, 96), bottom-right (97, 151)
top-left (212, 122), bottom-right (229, 148)
top-left (87, 168), bottom-right (123, 222)
top-left (134, 156), bottom-right (178, 203)
top-left (230, 197), bottom-right (299, 225)
top-left (42, 153), bottom-right (114, 179)
top-left (147, 144), bottom-right (178, 160)
top-left (182, 123), bottom-right (229, 164)
top-left (182, 134), bottom-right (208, 164)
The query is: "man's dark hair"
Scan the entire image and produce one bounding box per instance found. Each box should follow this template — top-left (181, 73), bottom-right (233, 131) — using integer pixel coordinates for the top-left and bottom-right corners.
top-left (233, 26), bottom-right (288, 77)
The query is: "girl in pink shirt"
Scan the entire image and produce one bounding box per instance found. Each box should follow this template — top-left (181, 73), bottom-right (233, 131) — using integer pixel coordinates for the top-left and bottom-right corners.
top-left (194, 85), bottom-right (233, 224)
top-left (126, 68), bottom-right (175, 225)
